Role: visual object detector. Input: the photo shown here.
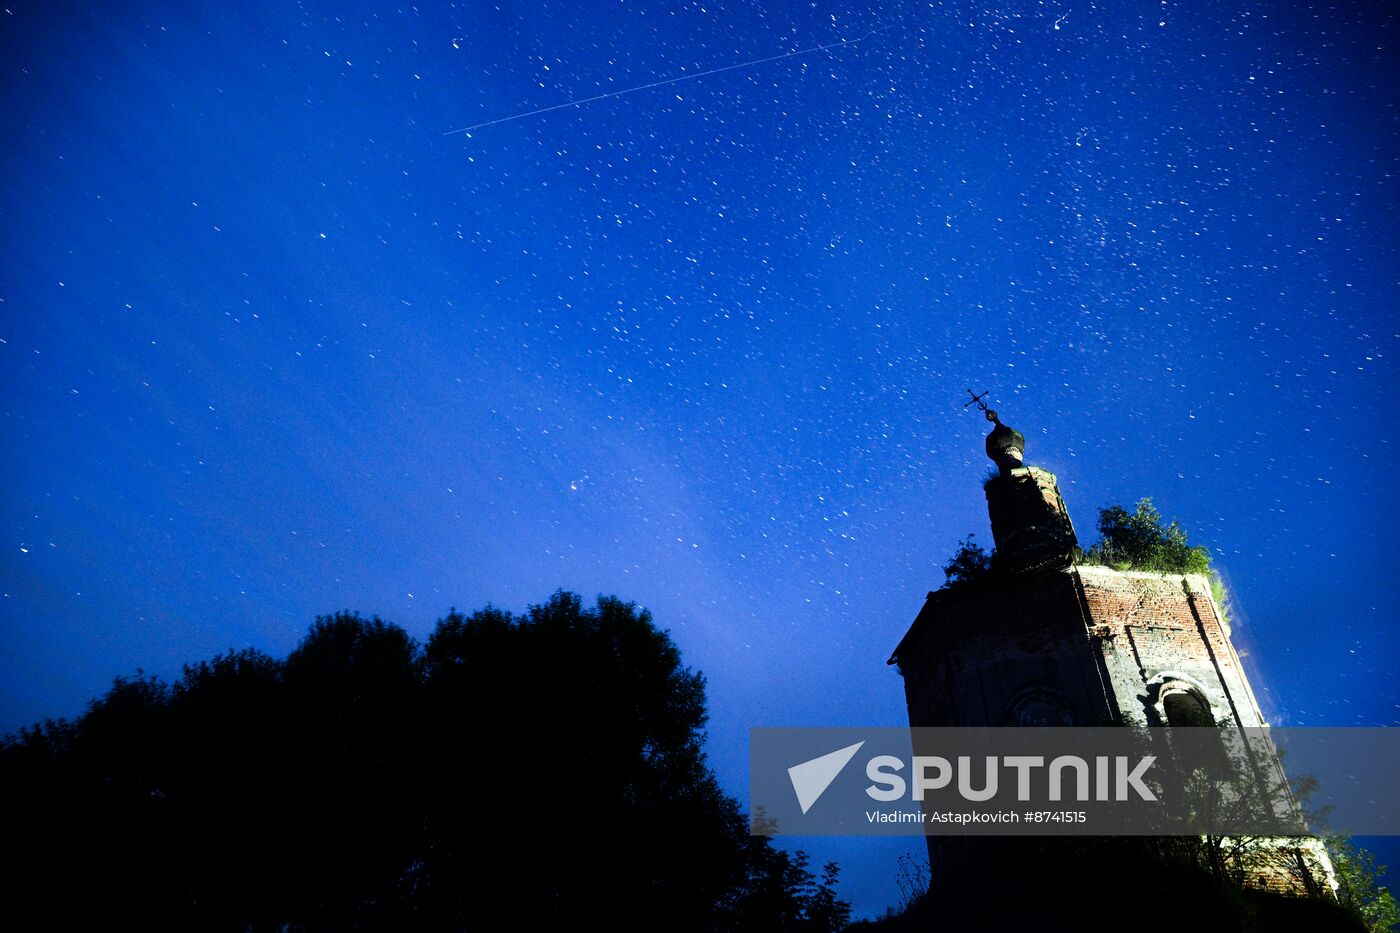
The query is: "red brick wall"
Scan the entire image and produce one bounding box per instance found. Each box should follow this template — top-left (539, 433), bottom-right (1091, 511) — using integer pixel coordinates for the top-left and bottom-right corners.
top-left (894, 565), bottom-right (1267, 730)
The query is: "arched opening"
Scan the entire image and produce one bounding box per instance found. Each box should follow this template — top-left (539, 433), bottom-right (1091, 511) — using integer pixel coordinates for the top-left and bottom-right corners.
top-left (1009, 689), bottom-right (1071, 726)
top-left (1162, 688), bottom-right (1214, 727)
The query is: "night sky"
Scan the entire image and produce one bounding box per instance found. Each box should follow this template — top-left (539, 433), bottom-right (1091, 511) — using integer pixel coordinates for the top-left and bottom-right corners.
top-left (2, 0), bottom-right (1397, 917)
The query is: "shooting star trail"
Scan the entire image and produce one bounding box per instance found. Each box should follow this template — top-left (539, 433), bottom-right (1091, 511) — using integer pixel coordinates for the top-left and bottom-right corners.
top-left (443, 25), bottom-right (897, 136)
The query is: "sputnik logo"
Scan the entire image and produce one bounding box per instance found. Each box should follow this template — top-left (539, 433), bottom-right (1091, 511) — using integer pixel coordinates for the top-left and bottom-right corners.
top-left (787, 741), bottom-right (865, 814)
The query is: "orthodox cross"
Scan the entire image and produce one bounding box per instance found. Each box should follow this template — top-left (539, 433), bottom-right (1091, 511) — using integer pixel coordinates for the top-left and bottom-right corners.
top-left (963, 388), bottom-right (1000, 424)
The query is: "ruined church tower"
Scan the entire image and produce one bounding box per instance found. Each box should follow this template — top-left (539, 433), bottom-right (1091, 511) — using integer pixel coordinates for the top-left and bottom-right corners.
top-left (888, 402), bottom-right (1337, 922)
top-left (889, 405), bottom-right (1268, 735)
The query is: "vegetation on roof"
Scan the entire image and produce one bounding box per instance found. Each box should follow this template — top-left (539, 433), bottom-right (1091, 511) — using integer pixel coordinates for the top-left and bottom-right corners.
top-left (941, 534), bottom-right (993, 587)
top-left (940, 497), bottom-right (1219, 598)
top-left (1079, 497), bottom-right (1212, 575)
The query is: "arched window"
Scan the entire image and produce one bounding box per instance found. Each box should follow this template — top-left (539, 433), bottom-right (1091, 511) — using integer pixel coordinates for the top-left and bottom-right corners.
top-left (1161, 685), bottom-right (1214, 727)
top-left (1009, 688), bottom-right (1072, 726)
top-left (1145, 673), bottom-right (1218, 727)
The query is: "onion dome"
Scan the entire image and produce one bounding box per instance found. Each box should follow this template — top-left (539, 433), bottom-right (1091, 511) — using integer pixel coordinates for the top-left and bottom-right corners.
top-left (984, 409), bottom-right (1025, 476)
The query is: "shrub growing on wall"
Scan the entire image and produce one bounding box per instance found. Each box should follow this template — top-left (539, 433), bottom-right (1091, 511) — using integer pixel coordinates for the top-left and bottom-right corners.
top-left (1082, 498), bottom-right (1211, 575)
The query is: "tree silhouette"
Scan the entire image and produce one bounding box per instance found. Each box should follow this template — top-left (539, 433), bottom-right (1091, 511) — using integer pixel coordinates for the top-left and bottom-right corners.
top-left (1, 593), bottom-right (848, 931)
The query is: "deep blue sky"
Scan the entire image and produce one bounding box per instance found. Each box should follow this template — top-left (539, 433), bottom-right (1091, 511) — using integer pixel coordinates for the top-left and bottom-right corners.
top-left (3, 0), bottom-right (1396, 917)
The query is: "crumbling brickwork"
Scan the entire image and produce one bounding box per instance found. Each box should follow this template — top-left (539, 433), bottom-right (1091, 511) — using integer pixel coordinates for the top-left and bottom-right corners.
top-left (892, 564), bottom-right (1265, 731)
top-left (1077, 565), bottom-right (1267, 730)
top-left (891, 561), bottom-right (1333, 899)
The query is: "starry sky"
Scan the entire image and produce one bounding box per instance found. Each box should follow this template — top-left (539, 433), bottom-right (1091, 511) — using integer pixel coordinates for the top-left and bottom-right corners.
top-left (2, 0), bottom-right (1396, 917)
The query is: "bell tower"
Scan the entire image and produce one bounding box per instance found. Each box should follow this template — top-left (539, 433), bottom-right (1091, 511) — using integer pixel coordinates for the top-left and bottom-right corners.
top-left (890, 397), bottom-right (1266, 731)
top-left (979, 401), bottom-right (1078, 574)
